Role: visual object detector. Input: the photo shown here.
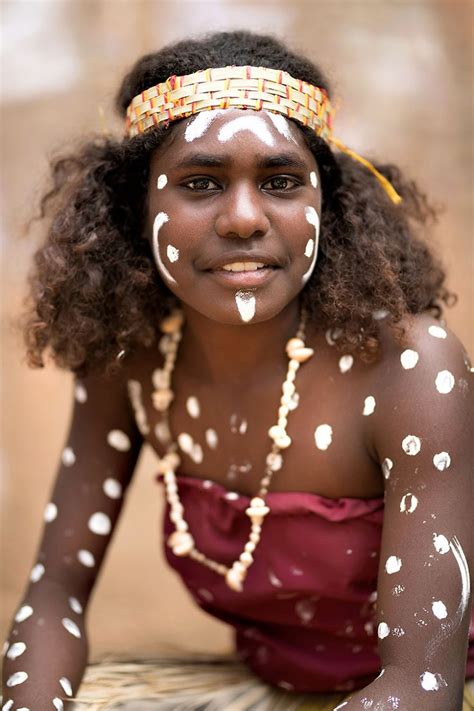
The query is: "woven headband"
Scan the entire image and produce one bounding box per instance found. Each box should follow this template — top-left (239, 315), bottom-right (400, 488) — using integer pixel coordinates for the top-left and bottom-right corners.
top-left (125, 65), bottom-right (401, 205)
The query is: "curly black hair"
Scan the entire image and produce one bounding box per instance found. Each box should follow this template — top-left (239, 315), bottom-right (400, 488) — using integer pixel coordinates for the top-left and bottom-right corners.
top-left (20, 30), bottom-right (455, 377)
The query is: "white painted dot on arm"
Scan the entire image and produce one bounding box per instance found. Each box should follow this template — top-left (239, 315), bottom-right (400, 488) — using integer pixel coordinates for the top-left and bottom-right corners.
top-left (435, 370), bottom-right (455, 394)
top-left (14, 605), bottom-right (33, 623)
top-left (107, 429), bottom-right (131, 451)
top-left (53, 698), bottom-right (64, 710)
top-left (6, 641), bottom-right (26, 659)
top-left (401, 434), bottom-right (421, 456)
top-left (61, 617), bottom-right (81, 638)
top-left (177, 432), bottom-right (194, 454)
top-left (2, 700), bottom-right (14, 711)
top-left (103, 477), bottom-right (122, 499)
top-left (432, 600), bottom-right (448, 619)
top-left (61, 447), bottom-right (76, 467)
top-left (30, 563), bottom-right (45, 583)
top-left (338, 354), bottom-right (353, 374)
top-left (385, 555), bottom-right (402, 574)
top-left (205, 428), bottom-right (218, 449)
top-left (377, 622), bottom-right (390, 639)
top-left (381, 457), bottom-right (393, 479)
top-left (432, 533), bottom-right (450, 554)
top-left (186, 396), bottom-right (200, 418)
top-left (74, 382), bottom-right (88, 403)
top-left (428, 325), bottom-right (447, 339)
top-left (157, 173), bottom-right (168, 190)
top-left (400, 349), bottom-right (419, 370)
top-left (6, 671), bottom-right (28, 686)
top-left (363, 396), bottom-right (376, 416)
top-left (420, 671), bottom-right (447, 691)
top-left (69, 596), bottom-right (83, 614)
top-left (314, 423), bottom-right (333, 450)
top-left (190, 443), bottom-right (203, 464)
top-left (88, 512), bottom-right (111, 536)
top-left (44, 502), bottom-right (58, 522)
top-left (59, 676), bottom-right (73, 696)
top-left (77, 549), bottom-right (95, 567)
top-left (399, 492), bottom-right (418, 513)
top-left (433, 451), bottom-right (451, 471)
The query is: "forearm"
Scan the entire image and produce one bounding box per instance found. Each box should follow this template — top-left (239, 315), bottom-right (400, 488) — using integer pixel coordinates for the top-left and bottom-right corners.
top-left (2, 579), bottom-right (89, 710)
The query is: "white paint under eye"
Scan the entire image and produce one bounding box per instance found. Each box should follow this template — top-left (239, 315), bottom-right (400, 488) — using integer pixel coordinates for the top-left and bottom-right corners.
top-left (77, 549), bottom-right (95, 567)
top-left (433, 451), bottom-right (451, 471)
top-left (167, 244), bottom-right (179, 263)
top-left (184, 109), bottom-right (225, 142)
top-left (265, 111), bottom-right (297, 143)
top-left (103, 477), bottom-right (122, 499)
top-left (74, 382), bottom-right (87, 403)
top-left (432, 600), bottom-right (447, 619)
top-left (400, 349), bottom-right (419, 369)
top-left (435, 370), bottom-right (455, 394)
top-left (153, 212), bottom-right (177, 286)
top-left (400, 492), bottom-right (418, 514)
top-left (450, 536), bottom-right (470, 618)
top-left (88, 512), bottom-right (111, 536)
top-left (314, 423), bottom-right (333, 450)
top-left (309, 171), bottom-right (318, 188)
top-left (62, 617), bottom-right (81, 638)
top-left (69, 596), bottom-right (83, 614)
top-left (433, 533), bottom-right (450, 554)
top-left (30, 563), bottom-right (45, 583)
top-left (302, 206), bottom-right (320, 284)
top-left (304, 238), bottom-right (314, 258)
top-left (377, 622), bottom-right (390, 639)
top-left (428, 325), bottom-right (447, 339)
top-left (363, 396), bottom-right (376, 416)
top-left (178, 432), bottom-right (194, 454)
top-left (44, 502), bottom-right (57, 522)
top-left (420, 671), bottom-right (447, 691)
top-left (205, 428), bottom-right (218, 449)
top-left (186, 396), bottom-right (200, 418)
top-left (62, 447), bottom-right (76, 467)
top-left (218, 115), bottom-right (275, 146)
top-left (402, 434), bottom-right (421, 456)
top-left (382, 457), bottom-right (393, 479)
top-left (235, 290), bottom-right (256, 322)
top-left (338, 355), bottom-right (354, 374)
top-left (157, 174), bottom-right (168, 190)
top-left (107, 429), bottom-right (131, 451)
top-left (53, 699), bottom-right (64, 711)
top-left (6, 671), bottom-right (28, 687)
top-left (15, 605), bottom-right (33, 623)
top-left (385, 555), bottom-right (402, 574)
top-left (127, 379), bottom-right (149, 435)
top-left (6, 641), bottom-right (26, 659)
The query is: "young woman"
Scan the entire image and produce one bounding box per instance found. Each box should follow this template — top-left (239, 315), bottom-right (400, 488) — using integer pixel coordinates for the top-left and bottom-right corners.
top-left (2, 30), bottom-right (473, 711)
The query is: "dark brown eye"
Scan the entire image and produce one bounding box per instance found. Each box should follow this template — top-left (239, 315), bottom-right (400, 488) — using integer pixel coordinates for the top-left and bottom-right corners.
top-left (263, 176), bottom-right (297, 190)
top-left (185, 178), bottom-right (219, 191)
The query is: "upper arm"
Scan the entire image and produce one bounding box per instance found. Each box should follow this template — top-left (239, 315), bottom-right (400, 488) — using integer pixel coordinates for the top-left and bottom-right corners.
top-left (372, 315), bottom-right (473, 703)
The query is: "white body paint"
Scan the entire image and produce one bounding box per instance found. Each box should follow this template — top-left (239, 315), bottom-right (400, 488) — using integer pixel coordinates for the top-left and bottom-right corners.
top-left (432, 600), bottom-right (448, 619)
top-left (433, 533), bottom-right (450, 554)
top-left (433, 451), bottom-right (451, 471)
top-left (435, 370), bottom-right (455, 394)
top-left (205, 428), bottom-right (218, 449)
top-left (400, 349), bottom-right (419, 370)
top-left (157, 173), bottom-right (168, 190)
top-left (30, 563), bottom-right (45, 583)
top-left (62, 617), bottom-right (81, 638)
top-left (153, 212), bottom-right (178, 286)
top-left (74, 382), bottom-right (88, 403)
top-left (381, 457), bottom-right (393, 479)
top-left (314, 424), bottom-right (333, 450)
top-left (88, 512), bottom-right (111, 536)
top-left (338, 354), bottom-right (354, 374)
top-left (6, 641), bottom-right (26, 660)
top-left (6, 671), bottom-right (28, 687)
top-left (377, 622), bottom-right (390, 639)
top-left (15, 605), bottom-right (33, 623)
top-left (385, 555), bottom-right (402, 574)
top-left (400, 492), bottom-right (418, 513)
top-left (77, 549), bottom-right (95, 567)
top-left (309, 171), bottom-right (318, 188)
top-left (53, 699), bottom-right (64, 711)
top-left (304, 238), bottom-right (314, 258)
top-left (167, 244), bottom-right (179, 263)
top-left (218, 115), bottom-right (275, 146)
top-left (401, 434), bottom-right (421, 456)
top-left (69, 597), bottom-right (83, 614)
top-left (184, 109), bottom-right (225, 142)
top-left (420, 671), bottom-right (447, 691)
top-left (186, 396), bottom-right (200, 418)
top-left (302, 206), bottom-right (320, 284)
top-left (103, 478), bottom-right (122, 499)
top-left (363, 396), bottom-right (376, 416)
top-left (62, 447), bottom-right (76, 467)
top-left (44, 502), bottom-right (58, 522)
top-left (191, 443), bottom-right (204, 464)
top-left (428, 325), bottom-right (447, 339)
top-left (107, 429), bottom-right (131, 452)
top-left (266, 111), bottom-right (297, 143)
top-left (450, 536), bottom-right (470, 618)
top-left (2, 701), bottom-right (14, 711)
top-left (178, 432), bottom-right (193, 454)
top-left (235, 290), bottom-right (256, 322)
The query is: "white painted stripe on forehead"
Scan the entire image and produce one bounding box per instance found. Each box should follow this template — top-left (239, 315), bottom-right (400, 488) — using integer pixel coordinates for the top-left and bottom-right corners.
top-left (265, 111), bottom-right (297, 143)
top-left (185, 109), bottom-right (225, 142)
top-left (218, 115), bottom-right (275, 146)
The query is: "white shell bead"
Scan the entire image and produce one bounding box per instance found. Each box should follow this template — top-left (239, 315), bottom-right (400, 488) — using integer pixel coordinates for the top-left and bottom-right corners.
top-left (226, 567), bottom-right (244, 592)
top-left (152, 389), bottom-right (174, 411)
top-left (286, 338), bottom-right (304, 354)
top-left (152, 368), bottom-right (169, 389)
top-left (160, 312), bottom-right (184, 333)
top-left (288, 347), bottom-right (314, 362)
top-left (240, 551), bottom-right (254, 565)
top-left (168, 530), bottom-right (194, 556)
top-left (275, 434), bottom-right (291, 449)
top-left (269, 424), bottom-right (286, 440)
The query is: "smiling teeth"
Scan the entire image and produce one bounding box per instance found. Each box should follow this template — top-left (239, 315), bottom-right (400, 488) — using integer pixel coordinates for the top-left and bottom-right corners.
top-left (221, 262), bottom-right (267, 272)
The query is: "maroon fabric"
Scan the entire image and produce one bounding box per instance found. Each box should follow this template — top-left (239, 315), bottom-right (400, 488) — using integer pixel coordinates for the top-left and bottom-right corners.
top-left (156, 473), bottom-right (474, 693)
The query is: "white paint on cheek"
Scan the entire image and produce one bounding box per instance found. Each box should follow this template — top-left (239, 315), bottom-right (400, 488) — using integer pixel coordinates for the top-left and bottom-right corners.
top-left (450, 536), bottom-right (471, 617)
top-left (235, 290), bottom-right (256, 322)
top-left (401, 434), bottom-right (421, 456)
top-left (381, 457), bottom-right (393, 479)
top-left (428, 325), bottom-right (447, 339)
top-left (15, 605), bottom-right (33, 623)
top-left (60, 677), bottom-right (73, 696)
top-left (205, 428), bottom-right (218, 449)
top-left (435, 370), bottom-right (455, 394)
top-left (420, 671), bottom-right (447, 691)
top-left (433, 451), bottom-right (451, 471)
top-left (184, 109), bottom-right (225, 142)
top-left (53, 699), bottom-right (64, 711)
top-left (377, 621), bottom-right (390, 639)
top-left (218, 115), bottom-right (275, 146)
top-left (432, 600), bottom-right (448, 619)
top-left (400, 492), bottom-right (418, 513)
top-left (339, 354), bottom-right (354, 374)
top-left (302, 206), bottom-right (320, 284)
top-left (44, 502), bottom-right (58, 522)
top-left (61, 447), bottom-right (76, 467)
top-left (107, 429), bottom-right (131, 451)
top-left (314, 423), bottom-right (333, 450)
top-left (167, 244), bottom-right (179, 263)
top-left (433, 533), bottom-right (450, 554)
top-left (153, 212), bottom-right (177, 286)
top-left (30, 563), bottom-right (45, 583)
top-left (385, 555), bottom-right (402, 574)
top-left (6, 671), bottom-right (28, 687)
top-left (62, 617), bottom-right (81, 638)
top-left (304, 238), bottom-right (314, 258)
top-left (69, 596), bottom-right (83, 614)
top-left (186, 396), bottom-right (200, 418)
top-left (77, 549), bottom-right (95, 567)
top-left (309, 171), bottom-right (318, 188)
top-left (363, 395), bottom-right (376, 416)
top-left (265, 111), bottom-right (297, 143)
top-left (6, 641), bottom-right (26, 659)
top-left (74, 382), bottom-right (88, 403)
top-left (157, 174), bottom-right (168, 190)
top-left (400, 349), bottom-right (419, 369)
top-left (103, 477), bottom-right (122, 499)
top-left (88, 512), bottom-right (112, 536)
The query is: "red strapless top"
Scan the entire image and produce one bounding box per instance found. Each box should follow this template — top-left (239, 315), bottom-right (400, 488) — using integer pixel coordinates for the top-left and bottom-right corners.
top-left (156, 473), bottom-right (474, 693)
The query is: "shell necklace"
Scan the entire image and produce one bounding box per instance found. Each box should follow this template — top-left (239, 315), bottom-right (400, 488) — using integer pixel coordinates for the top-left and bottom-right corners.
top-left (152, 304), bottom-right (314, 592)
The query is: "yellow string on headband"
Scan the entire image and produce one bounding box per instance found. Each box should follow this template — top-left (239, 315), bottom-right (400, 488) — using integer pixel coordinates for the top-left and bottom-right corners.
top-left (125, 65), bottom-right (402, 205)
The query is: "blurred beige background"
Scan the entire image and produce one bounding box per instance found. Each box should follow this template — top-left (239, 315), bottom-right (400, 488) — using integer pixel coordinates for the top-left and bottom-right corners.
top-left (1, 0), bottom-right (472, 663)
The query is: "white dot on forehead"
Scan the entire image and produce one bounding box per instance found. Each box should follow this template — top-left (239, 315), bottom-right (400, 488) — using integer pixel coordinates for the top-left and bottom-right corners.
top-left (186, 396), bottom-right (200, 418)
top-left (218, 115), bottom-right (275, 146)
top-left (385, 555), bottom-right (402, 574)
top-left (157, 174), bottom-right (168, 190)
top-left (30, 563), bottom-right (45, 583)
top-left (166, 244), bottom-right (179, 263)
top-left (103, 477), bottom-right (122, 499)
top-left (107, 429), bottom-right (131, 451)
top-left (433, 451), bottom-right (451, 471)
top-left (401, 434), bottom-right (421, 456)
top-left (433, 533), bottom-right (450, 554)
top-left (44, 502), bottom-right (58, 522)
top-left (309, 171), bottom-right (318, 188)
top-left (88, 512), bottom-right (111, 536)
top-left (15, 605), bottom-right (33, 623)
top-left (435, 370), bottom-right (455, 394)
top-left (338, 355), bottom-right (353, 374)
top-left (69, 596), bottom-right (83, 614)
top-left (363, 396), bottom-right (376, 416)
top-left (205, 428), bottom-right (218, 449)
top-left (314, 423), bottom-right (333, 450)
top-left (6, 641), bottom-right (26, 659)
top-left (74, 382), bottom-right (87, 403)
top-left (428, 325), bottom-right (447, 339)
top-left (62, 617), bottom-right (81, 638)
top-left (381, 457), bottom-right (393, 479)
top-left (61, 447), bottom-right (76, 467)
top-left (77, 549), bottom-right (95, 567)
top-left (400, 349), bottom-right (419, 370)
top-left (184, 109), bottom-right (225, 142)
top-left (432, 600), bottom-right (447, 619)
top-left (6, 671), bottom-right (28, 686)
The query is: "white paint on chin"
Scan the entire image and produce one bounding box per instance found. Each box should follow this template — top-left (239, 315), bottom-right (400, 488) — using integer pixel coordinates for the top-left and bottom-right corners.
top-left (235, 290), bottom-right (256, 322)
top-left (265, 111), bottom-right (297, 143)
top-left (302, 206), bottom-right (320, 284)
top-left (218, 115), bottom-right (275, 146)
top-left (153, 212), bottom-right (177, 286)
top-left (184, 109), bottom-right (225, 142)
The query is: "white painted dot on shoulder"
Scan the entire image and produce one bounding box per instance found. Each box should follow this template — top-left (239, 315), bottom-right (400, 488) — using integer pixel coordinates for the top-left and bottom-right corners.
top-left (2, 700), bottom-right (14, 711)
top-left (30, 563), bottom-right (45, 583)
top-left (53, 698), bottom-right (64, 711)
top-left (74, 382), bottom-right (88, 403)
top-left (435, 370), bottom-right (455, 394)
top-left (6, 670), bottom-right (28, 687)
top-left (44, 502), bottom-right (58, 522)
top-left (77, 549), bottom-right (95, 567)
top-left (68, 596), bottom-right (83, 614)
top-left (433, 451), bottom-right (451, 471)
top-left (61, 447), bottom-right (76, 467)
top-left (420, 670), bottom-right (447, 691)
top-left (186, 396), bottom-right (200, 419)
top-left (59, 676), bottom-right (73, 696)
top-left (401, 434), bottom-right (421, 456)
top-left (432, 600), bottom-right (448, 619)
top-left (14, 605), bottom-right (33, 623)
top-left (205, 428), bottom-right (218, 449)
top-left (61, 617), bottom-right (81, 639)
top-left (6, 641), bottom-right (26, 660)
top-left (103, 477), bottom-right (122, 499)
top-left (433, 532), bottom-right (450, 554)
top-left (381, 458), bottom-right (393, 479)
top-left (314, 423), bottom-right (333, 450)
top-left (88, 512), bottom-right (112, 536)
top-left (400, 349), bottom-right (419, 370)
top-left (428, 325), bottom-right (447, 339)
top-left (363, 395), bottom-right (376, 416)
top-left (107, 429), bottom-right (131, 452)
top-left (338, 354), bottom-right (354, 374)
top-left (385, 555), bottom-right (402, 574)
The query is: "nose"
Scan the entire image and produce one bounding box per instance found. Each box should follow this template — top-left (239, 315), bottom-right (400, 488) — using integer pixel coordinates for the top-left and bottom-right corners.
top-left (215, 181), bottom-right (270, 240)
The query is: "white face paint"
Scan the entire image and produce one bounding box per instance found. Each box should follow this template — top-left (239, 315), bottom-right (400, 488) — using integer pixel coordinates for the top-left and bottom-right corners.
top-left (363, 396), bottom-right (376, 416)
top-left (153, 212), bottom-right (178, 286)
top-left (265, 111), bottom-right (297, 143)
top-left (107, 429), bottom-right (131, 452)
top-left (205, 428), bottom-right (218, 449)
top-left (385, 555), bottom-right (402, 574)
top-left (377, 622), bottom-right (390, 639)
top-left (400, 349), bottom-right (419, 369)
top-left (432, 600), bottom-right (448, 619)
top-left (62, 617), bottom-right (81, 638)
top-left (433, 451), bottom-right (451, 471)
top-left (74, 382), bottom-right (87, 403)
top-left (6, 671), bottom-right (28, 687)
top-left (61, 447), bottom-right (76, 467)
top-left (218, 115), bottom-right (275, 146)
top-left (186, 396), bottom-right (200, 418)
top-left (157, 173), bottom-right (168, 190)
top-left (77, 549), bottom-right (95, 567)
top-left (302, 206), bottom-right (320, 284)
top-left (184, 109), bottom-right (225, 142)
top-left (88, 512), bottom-right (111, 536)
top-left (235, 290), bottom-right (256, 322)
top-left (6, 641), bottom-right (26, 660)
top-left (400, 492), bottom-right (418, 513)
top-left (381, 457), bottom-right (393, 479)
top-left (428, 325), bottom-right (447, 339)
top-left (304, 238), bottom-right (314, 258)
top-left (309, 171), bottom-right (318, 188)
top-left (167, 244), bottom-right (179, 263)
top-left (44, 502), bottom-right (57, 522)
top-left (420, 671), bottom-right (447, 691)
top-left (103, 478), bottom-right (122, 499)
top-left (30, 563), bottom-right (45, 583)
top-left (401, 434), bottom-right (421, 456)
top-left (68, 597), bottom-right (83, 614)
top-left (14, 605), bottom-right (33, 623)
top-left (435, 370), bottom-right (455, 394)
top-left (314, 423), bottom-right (333, 450)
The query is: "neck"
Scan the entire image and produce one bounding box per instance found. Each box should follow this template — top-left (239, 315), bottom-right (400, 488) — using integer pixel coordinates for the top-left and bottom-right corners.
top-left (177, 299), bottom-right (302, 386)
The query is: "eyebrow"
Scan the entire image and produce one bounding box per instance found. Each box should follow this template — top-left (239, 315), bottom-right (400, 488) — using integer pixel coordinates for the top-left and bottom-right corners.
top-left (173, 152), bottom-right (308, 170)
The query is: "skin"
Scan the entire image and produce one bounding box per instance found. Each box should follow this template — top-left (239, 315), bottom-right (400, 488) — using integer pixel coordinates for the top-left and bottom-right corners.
top-left (2, 108), bottom-right (472, 709)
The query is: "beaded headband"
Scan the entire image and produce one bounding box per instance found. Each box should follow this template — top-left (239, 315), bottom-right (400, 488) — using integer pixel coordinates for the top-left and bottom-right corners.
top-left (125, 65), bottom-right (402, 204)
